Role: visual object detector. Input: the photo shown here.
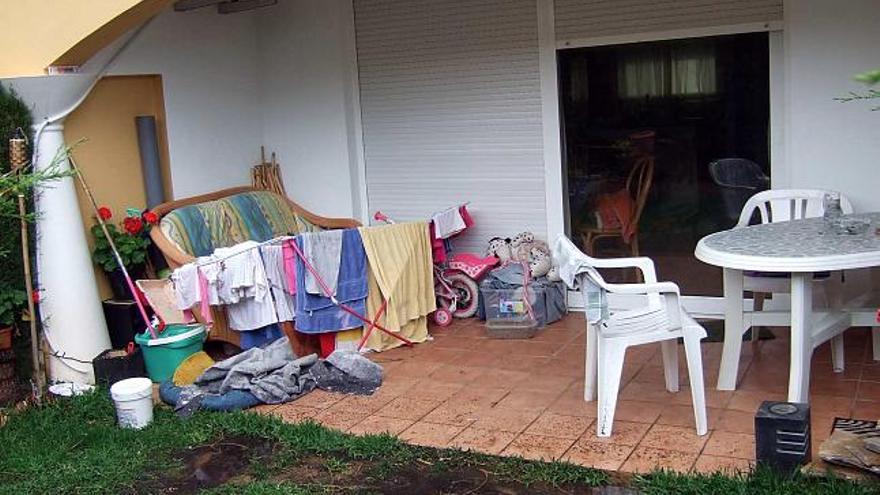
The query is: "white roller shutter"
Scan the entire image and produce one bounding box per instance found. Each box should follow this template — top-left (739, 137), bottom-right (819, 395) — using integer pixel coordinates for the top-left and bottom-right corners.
top-left (353, 0), bottom-right (546, 253)
top-left (555, 0), bottom-right (783, 42)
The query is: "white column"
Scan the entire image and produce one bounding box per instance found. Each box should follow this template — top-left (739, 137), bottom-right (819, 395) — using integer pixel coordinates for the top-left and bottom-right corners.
top-left (34, 123), bottom-right (111, 384)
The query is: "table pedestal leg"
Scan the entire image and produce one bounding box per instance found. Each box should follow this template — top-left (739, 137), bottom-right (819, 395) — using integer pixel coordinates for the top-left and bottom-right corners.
top-left (789, 272), bottom-right (813, 403)
top-left (718, 268), bottom-right (744, 391)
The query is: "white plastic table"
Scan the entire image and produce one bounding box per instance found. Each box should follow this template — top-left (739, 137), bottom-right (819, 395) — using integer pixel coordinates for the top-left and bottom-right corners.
top-left (695, 212), bottom-right (880, 403)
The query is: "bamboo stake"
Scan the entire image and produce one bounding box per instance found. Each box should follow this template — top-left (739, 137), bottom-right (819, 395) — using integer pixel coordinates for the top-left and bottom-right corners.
top-left (18, 193), bottom-right (43, 395)
top-left (68, 156), bottom-right (158, 338)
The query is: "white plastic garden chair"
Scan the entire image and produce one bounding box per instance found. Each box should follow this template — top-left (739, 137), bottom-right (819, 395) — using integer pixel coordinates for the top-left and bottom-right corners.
top-left (553, 234), bottom-right (708, 437)
top-left (733, 189), bottom-right (874, 372)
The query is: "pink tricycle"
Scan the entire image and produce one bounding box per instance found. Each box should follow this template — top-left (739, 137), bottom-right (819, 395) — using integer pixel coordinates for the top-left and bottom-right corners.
top-left (373, 207), bottom-right (498, 327)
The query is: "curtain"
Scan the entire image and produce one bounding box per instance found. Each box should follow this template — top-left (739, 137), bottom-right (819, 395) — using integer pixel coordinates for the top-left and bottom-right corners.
top-left (671, 42), bottom-right (716, 95)
top-left (617, 41), bottom-right (716, 98)
top-left (617, 46), bottom-right (668, 98)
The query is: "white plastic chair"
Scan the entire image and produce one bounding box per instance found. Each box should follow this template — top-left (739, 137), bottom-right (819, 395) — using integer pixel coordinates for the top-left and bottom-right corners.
top-left (735, 189), bottom-right (865, 371)
top-left (553, 234), bottom-right (708, 437)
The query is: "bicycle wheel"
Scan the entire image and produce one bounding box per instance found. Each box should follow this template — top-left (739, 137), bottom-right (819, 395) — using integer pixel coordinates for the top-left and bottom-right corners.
top-left (445, 272), bottom-right (480, 318)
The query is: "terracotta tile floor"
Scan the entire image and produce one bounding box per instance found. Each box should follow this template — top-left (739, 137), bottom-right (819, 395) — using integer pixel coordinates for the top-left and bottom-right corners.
top-left (255, 315), bottom-right (880, 475)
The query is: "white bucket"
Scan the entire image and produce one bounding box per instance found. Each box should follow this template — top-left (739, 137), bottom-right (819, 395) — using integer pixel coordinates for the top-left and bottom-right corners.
top-left (110, 377), bottom-right (154, 429)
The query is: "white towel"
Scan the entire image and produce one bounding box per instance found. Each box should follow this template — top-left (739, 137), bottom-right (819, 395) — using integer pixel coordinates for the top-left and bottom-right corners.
top-left (301, 230), bottom-right (344, 295)
top-left (432, 207), bottom-right (466, 239)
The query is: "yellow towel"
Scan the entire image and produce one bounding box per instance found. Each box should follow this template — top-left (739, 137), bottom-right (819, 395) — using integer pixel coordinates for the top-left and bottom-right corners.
top-left (358, 222), bottom-right (436, 351)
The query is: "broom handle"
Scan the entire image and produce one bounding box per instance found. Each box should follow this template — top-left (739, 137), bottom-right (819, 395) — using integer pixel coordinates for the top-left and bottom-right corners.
top-left (18, 193), bottom-right (44, 393)
top-left (68, 156), bottom-right (158, 339)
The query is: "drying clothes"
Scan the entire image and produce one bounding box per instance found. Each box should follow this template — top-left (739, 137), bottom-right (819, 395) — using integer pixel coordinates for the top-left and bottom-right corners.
top-left (429, 205), bottom-right (474, 263)
top-left (301, 229), bottom-right (344, 295)
top-left (432, 206), bottom-right (467, 239)
top-left (282, 239), bottom-right (298, 295)
top-left (171, 263), bottom-right (200, 310)
top-left (260, 244), bottom-right (295, 322)
top-left (358, 222), bottom-right (435, 351)
top-left (294, 229), bottom-right (368, 333)
top-left (239, 324), bottom-right (284, 350)
top-left (209, 242), bottom-right (278, 331)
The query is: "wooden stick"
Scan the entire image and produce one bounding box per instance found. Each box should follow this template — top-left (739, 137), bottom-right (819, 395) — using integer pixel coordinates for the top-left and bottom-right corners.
top-left (68, 156), bottom-right (158, 338)
top-left (18, 193), bottom-right (44, 395)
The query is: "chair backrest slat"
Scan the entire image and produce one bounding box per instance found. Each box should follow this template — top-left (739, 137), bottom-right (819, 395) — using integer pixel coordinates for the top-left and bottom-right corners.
top-left (737, 189), bottom-right (854, 228)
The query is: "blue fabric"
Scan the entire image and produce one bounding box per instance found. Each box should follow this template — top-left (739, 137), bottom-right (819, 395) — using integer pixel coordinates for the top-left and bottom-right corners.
top-left (159, 380), bottom-right (262, 412)
top-left (294, 228), bottom-right (368, 333)
top-left (173, 205), bottom-right (214, 256)
top-left (228, 193), bottom-right (275, 242)
top-left (239, 324), bottom-right (284, 350)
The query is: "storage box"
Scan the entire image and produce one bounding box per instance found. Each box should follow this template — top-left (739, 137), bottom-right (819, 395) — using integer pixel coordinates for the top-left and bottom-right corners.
top-left (481, 286), bottom-right (545, 339)
top-left (93, 348), bottom-right (147, 386)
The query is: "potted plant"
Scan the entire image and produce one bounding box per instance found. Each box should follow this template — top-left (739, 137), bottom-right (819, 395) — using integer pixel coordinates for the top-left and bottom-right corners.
top-left (0, 286), bottom-right (26, 351)
top-left (91, 207), bottom-right (159, 299)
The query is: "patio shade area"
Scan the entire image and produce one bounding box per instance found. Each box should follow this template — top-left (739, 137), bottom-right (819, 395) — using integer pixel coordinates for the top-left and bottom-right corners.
top-left (251, 315), bottom-right (880, 475)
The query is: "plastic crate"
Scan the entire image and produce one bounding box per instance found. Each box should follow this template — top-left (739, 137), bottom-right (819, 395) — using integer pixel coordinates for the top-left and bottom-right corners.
top-left (93, 348), bottom-right (147, 387)
top-left (482, 286), bottom-right (541, 339)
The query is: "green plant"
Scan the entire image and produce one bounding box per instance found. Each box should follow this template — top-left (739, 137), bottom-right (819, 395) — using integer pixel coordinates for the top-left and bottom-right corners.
top-left (836, 68), bottom-right (880, 111)
top-left (90, 207), bottom-right (157, 273)
top-left (0, 285), bottom-right (26, 327)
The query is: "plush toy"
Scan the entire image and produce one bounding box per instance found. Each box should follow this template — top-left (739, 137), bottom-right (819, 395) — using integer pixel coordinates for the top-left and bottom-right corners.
top-left (510, 231), bottom-right (550, 263)
top-left (546, 265), bottom-right (562, 282)
top-left (510, 231), bottom-right (535, 250)
top-left (528, 247), bottom-right (553, 278)
top-left (486, 237), bottom-right (513, 262)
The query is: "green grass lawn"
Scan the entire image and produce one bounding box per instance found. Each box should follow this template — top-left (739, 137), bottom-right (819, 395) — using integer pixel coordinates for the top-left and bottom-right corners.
top-left (0, 392), bottom-right (877, 494)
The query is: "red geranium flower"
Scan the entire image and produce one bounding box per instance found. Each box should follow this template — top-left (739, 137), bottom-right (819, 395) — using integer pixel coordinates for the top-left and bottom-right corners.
top-left (32, 290), bottom-right (41, 304)
top-left (97, 206), bottom-right (112, 221)
top-left (123, 216), bottom-right (144, 235)
top-left (142, 210), bottom-right (159, 225)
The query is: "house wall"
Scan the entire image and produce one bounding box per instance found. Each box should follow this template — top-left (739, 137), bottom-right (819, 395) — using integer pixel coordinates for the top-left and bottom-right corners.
top-left (106, 8), bottom-right (263, 199)
top-left (783, 0), bottom-right (880, 212)
top-left (256, 0), bottom-right (362, 219)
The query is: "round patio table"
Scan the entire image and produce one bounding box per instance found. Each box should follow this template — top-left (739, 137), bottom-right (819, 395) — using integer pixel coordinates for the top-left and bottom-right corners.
top-left (695, 212), bottom-right (880, 403)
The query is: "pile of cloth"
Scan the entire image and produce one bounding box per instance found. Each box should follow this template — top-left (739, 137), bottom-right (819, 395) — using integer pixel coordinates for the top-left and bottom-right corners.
top-left (170, 223), bottom-right (435, 352)
top-left (159, 336), bottom-right (384, 415)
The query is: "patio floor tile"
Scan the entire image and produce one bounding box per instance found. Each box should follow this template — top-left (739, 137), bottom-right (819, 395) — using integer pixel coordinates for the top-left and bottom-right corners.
top-left (421, 401), bottom-right (483, 427)
top-left (314, 407), bottom-right (372, 431)
top-left (375, 397), bottom-right (441, 421)
top-left (400, 421), bottom-right (466, 448)
top-left (401, 381), bottom-right (464, 402)
top-left (692, 455), bottom-right (753, 474)
top-left (289, 390), bottom-right (343, 410)
top-left (271, 404), bottom-right (322, 423)
top-left (703, 431), bottom-right (755, 460)
top-left (502, 433), bottom-right (576, 461)
top-left (449, 426), bottom-right (517, 455)
top-left (348, 415), bottom-right (414, 436)
top-left (638, 424), bottom-right (708, 453)
top-left (524, 412), bottom-right (593, 439)
top-left (585, 421), bottom-right (650, 447)
top-left (621, 446), bottom-right (697, 474)
top-left (715, 409), bottom-right (756, 434)
top-left (656, 404), bottom-right (721, 429)
top-left (562, 439), bottom-right (635, 471)
top-left (472, 408), bottom-right (542, 433)
top-left (494, 389), bottom-right (562, 412)
top-left (614, 400), bottom-right (664, 424)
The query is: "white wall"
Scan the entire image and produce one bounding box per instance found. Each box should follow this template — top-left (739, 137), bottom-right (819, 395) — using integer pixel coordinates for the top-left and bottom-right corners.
top-left (783, 0), bottom-right (880, 210)
top-left (256, 0), bottom-right (362, 219)
top-left (108, 8), bottom-right (263, 199)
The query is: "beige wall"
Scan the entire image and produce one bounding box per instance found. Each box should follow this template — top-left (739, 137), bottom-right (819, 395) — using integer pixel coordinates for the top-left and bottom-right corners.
top-left (64, 75), bottom-right (171, 299)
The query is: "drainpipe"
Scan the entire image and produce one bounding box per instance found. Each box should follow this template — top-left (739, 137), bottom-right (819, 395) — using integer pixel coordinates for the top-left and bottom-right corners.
top-left (23, 20), bottom-right (155, 384)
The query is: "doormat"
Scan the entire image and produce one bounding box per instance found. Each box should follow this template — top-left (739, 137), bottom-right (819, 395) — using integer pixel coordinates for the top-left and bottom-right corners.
top-left (819, 418), bottom-right (880, 477)
top-left (699, 320), bottom-right (775, 343)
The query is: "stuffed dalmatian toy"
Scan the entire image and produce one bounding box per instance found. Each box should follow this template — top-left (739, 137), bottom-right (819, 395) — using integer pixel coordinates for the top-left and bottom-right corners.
top-left (486, 237), bottom-right (513, 263)
top-left (528, 247), bottom-right (553, 278)
top-left (510, 231), bottom-right (550, 263)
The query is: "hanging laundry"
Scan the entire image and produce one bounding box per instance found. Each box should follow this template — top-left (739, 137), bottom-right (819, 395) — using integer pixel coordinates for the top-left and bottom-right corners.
top-left (171, 263), bottom-right (200, 310)
top-left (300, 229), bottom-right (344, 295)
top-left (260, 244), bottom-right (295, 322)
top-left (432, 206), bottom-right (467, 239)
top-left (429, 205), bottom-right (474, 263)
top-left (358, 222), bottom-right (435, 351)
top-left (294, 228), bottom-right (368, 333)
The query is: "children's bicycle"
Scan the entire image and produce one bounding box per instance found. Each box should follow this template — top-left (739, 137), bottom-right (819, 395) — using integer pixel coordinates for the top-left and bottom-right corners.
top-left (373, 208), bottom-right (497, 326)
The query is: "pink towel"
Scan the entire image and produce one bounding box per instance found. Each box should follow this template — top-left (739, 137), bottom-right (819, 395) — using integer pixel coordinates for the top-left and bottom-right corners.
top-left (196, 267), bottom-right (214, 326)
top-left (283, 239), bottom-right (298, 295)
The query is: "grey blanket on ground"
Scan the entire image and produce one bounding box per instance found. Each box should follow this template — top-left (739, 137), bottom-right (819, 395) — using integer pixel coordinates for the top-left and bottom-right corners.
top-left (195, 337), bottom-right (318, 404)
top-left (301, 229), bottom-right (343, 295)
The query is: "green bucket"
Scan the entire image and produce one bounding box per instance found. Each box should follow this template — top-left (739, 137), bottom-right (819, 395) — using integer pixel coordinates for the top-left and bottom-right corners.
top-left (134, 324), bottom-right (206, 383)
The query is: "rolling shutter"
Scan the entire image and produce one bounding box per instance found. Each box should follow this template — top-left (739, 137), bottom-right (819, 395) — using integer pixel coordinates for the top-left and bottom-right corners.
top-left (555, 0), bottom-right (783, 42)
top-left (353, 0), bottom-right (546, 253)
